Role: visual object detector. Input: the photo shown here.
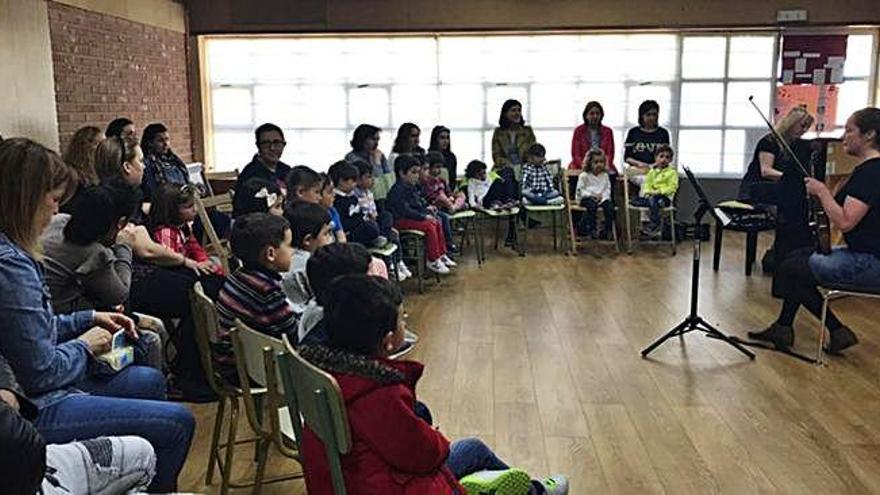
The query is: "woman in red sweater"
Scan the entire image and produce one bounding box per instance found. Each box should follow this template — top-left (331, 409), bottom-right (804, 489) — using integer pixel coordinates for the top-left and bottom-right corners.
top-left (569, 101), bottom-right (616, 174)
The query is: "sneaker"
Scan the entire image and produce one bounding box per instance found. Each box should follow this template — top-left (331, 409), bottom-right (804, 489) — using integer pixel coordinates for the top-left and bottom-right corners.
top-left (440, 254), bottom-right (457, 267)
top-left (537, 474), bottom-right (570, 495)
top-left (397, 269), bottom-right (409, 282)
top-left (747, 323), bottom-right (794, 350)
top-left (388, 341), bottom-right (414, 360)
top-left (427, 260), bottom-right (450, 275)
top-left (371, 235), bottom-right (388, 248)
top-left (825, 326), bottom-right (858, 354)
top-left (460, 468), bottom-right (532, 495)
top-left (404, 329), bottom-right (419, 343)
top-left (639, 225), bottom-right (661, 238)
top-left (398, 261), bottom-right (413, 278)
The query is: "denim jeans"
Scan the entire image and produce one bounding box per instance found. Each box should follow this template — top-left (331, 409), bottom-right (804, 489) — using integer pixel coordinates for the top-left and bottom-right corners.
top-left (579, 197), bottom-right (614, 236)
top-left (445, 437), bottom-right (509, 479)
top-left (809, 247), bottom-right (880, 288)
top-left (34, 366), bottom-right (195, 492)
top-left (42, 436), bottom-right (156, 495)
top-left (522, 190), bottom-right (561, 205)
top-left (630, 195), bottom-right (671, 228)
top-left (437, 211), bottom-right (454, 251)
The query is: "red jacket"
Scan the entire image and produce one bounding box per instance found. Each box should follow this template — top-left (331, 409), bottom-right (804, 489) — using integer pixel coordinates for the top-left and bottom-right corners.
top-left (152, 224), bottom-right (224, 275)
top-left (570, 124), bottom-right (616, 174)
top-left (298, 346), bottom-right (464, 495)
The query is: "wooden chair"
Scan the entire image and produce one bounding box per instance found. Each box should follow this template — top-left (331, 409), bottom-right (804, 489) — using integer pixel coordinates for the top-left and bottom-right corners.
top-left (189, 283), bottom-right (265, 495)
top-left (230, 321), bottom-right (304, 494)
top-left (519, 160), bottom-right (566, 256)
top-left (448, 209), bottom-right (483, 265)
top-left (712, 200), bottom-right (776, 276)
top-left (205, 169), bottom-right (240, 196)
top-left (622, 168), bottom-right (677, 256)
top-left (398, 229), bottom-right (440, 293)
top-left (561, 169), bottom-right (620, 256)
top-left (195, 192), bottom-right (233, 274)
top-left (278, 335), bottom-right (352, 495)
top-left (815, 284), bottom-right (880, 365)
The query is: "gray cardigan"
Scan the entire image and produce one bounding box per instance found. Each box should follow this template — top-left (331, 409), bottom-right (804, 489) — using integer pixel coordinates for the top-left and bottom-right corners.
top-left (40, 214), bottom-right (133, 313)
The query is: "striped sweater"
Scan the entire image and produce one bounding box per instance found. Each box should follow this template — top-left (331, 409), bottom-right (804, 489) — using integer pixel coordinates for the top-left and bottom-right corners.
top-left (214, 265), bottom-right (298, 368)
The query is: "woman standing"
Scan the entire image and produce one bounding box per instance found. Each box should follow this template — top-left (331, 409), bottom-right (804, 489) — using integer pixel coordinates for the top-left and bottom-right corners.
top-left (429, 125), bottom-right (458, 185)
top-left (623, 100), bottom-right (671, 185)
top-left (748, 108), bottom-right (880, 355)
top-left (491, 99), bottom-right (536, 180)
top-left (0, 138), bottom-right (194, 493)
top-left (570, 101), bottom-right (616, 174)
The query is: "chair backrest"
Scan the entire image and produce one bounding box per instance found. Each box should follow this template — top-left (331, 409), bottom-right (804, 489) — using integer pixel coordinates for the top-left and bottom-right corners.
top-left (205, 169), bottom-right (240, 196)
top-left (194, 193), bottom-right (232, 273)
top-left (230, 320), bottom-right (288, 439)
top-left (278, 335), bottom-right (351, 495)
top-left (232, 319), bottom-right (285, 389)
top-left (562, 169), bottom-right (580, 203)
top-left (188, 282), bottom-right (225, 394)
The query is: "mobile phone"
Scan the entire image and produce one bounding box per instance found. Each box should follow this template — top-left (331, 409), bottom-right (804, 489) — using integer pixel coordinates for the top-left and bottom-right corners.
top-left (111, 328), bottom-right (126, 350)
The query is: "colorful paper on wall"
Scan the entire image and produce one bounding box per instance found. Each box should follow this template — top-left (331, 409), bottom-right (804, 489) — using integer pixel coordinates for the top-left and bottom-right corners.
top-left (779, 35), bottom-right (848, 85)
top-left (775, 84), bottom-right (838, 133)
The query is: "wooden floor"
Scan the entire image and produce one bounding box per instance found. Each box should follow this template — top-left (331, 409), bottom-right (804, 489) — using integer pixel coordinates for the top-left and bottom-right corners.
top-left (180, 231), bottom-right (880, 494)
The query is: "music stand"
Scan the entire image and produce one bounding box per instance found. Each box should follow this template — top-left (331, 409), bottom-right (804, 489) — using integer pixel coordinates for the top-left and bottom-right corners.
top-left (641, 166), bottom-right (756, 360)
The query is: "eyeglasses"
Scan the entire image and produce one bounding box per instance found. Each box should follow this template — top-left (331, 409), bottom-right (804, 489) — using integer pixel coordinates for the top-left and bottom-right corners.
top-left (258, 140), bottom-right (287, 148)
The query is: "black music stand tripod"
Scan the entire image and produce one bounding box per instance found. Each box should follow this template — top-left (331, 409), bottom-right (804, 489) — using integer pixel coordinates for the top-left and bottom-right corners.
top-left (641, 167), bottom-right (755, 360)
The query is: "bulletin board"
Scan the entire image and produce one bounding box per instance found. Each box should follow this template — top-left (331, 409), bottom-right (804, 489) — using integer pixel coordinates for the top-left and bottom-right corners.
top-left (779, 35), bottom-right (848, 85)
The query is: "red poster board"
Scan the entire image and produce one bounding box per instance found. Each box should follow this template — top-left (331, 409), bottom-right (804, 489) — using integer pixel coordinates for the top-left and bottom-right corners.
top-left (779, 35), bottom-right (847, 85)
top-left (775, 84), bottom-right (838, 133)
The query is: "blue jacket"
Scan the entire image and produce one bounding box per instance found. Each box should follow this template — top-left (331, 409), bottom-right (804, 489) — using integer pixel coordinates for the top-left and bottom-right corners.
top-left (0, 233), bottom-right (94, 409)
top-left (387, 180), bottom-right (428, 221)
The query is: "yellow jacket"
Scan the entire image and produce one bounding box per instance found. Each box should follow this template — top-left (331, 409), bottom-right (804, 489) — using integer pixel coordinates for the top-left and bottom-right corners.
top-left (642, 166), bottom-right (679, 198)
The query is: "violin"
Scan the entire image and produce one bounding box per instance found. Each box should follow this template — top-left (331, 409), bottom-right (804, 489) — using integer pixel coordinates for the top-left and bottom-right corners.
top-left (748, 97), bottom-right (831, 255)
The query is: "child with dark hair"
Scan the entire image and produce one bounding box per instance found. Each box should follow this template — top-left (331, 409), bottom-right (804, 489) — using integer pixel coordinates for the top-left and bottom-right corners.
top-left (285, 165), bottom-right (323, 205)
top-left (328, 160), bottom-right (386, 247)
top-left (148, 184), bottom-right (224, 276)
top-left (630, 144), bottom-right (678, 237)
top-left (298, 274), bottom-right (568, 495)
top-left (465, 159), bottom-right (520, 245)
top-left (421, 151), bottom-right (466, 212)
top-left (521, 143), bottom-right (563, 206)
top-left (281, 202), bottom-right (332, 316)
top-left (353, 161), bottom-right (413, 281)
top-left (232, 178), bottom-right (284, 218)
top-left (387, 156), bottom-right (455, 275)
top-left (214, 213), bottom-right (297, 380)
top-left (316, 172), bottom-right (347, 243)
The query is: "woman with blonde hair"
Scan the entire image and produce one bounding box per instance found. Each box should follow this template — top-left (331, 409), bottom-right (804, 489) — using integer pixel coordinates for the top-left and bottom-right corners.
top-left (0, 137), bottom-right (195, 492)
top-left (737, 105), bottom-right (814, 203)
top-left (63, 125), bottom-right (103, 187)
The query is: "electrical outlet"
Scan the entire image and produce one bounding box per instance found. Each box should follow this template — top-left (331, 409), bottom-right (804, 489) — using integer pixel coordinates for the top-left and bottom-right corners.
top-left (776, 9), bottom-right (808, 22)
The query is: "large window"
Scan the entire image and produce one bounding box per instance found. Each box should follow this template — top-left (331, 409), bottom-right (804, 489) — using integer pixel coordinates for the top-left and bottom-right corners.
top-left (202, 31), bottom-right (877, 176)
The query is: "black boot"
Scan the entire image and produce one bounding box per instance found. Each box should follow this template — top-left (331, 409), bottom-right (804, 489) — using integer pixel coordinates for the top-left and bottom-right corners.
top-left (747, 323), bottom-right (794, 350)
top-left (825, 326), bottom-right (858, 355)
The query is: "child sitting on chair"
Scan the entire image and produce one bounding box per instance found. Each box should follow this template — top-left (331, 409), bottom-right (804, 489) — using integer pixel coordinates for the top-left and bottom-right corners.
top-left (328, 160), bottom-right (387, 248)
top-left (422, 151), bottom-right (466, 212)
top-left (297, 274), bottom-right (568, 495)
top-left (214, 212), bottom-right (297, 383)
top-left (576, 148), bottom-right (614, 239)
top-left (630, 144), bottom-right (678, 237)
top-left (353, 160), bottom-right (413, 281)
top-left (464, 159), bottom-right (519, 211)
top-left (232, 178), bottom-right (284, 219)
top-left (148, 183), bottom-right (225, 276)
top-left (386, 155), bottom-right (456, 275)
top-left (521, 143), bottom-right (564, 206)
top-left (282, 202), bottom-right (334, 315)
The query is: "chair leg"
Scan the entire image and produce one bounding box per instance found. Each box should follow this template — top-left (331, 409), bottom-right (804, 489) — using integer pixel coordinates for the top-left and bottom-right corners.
top-left (625, 208), bottom-right (634, 254)
top-left (206, 395), bottom-right (227, 485)
top-left (520, 213), bottom-right (528, 257)
top-left (252, 433), bottom-right (272, 495)
top-left (745, 231), bottom-right (758, 276)
top-left (669, 210), bottom-right (676, 256)
top-left (219, 397), bottom-right (240, 495)
top-left (713, 222), bottom-right (723, 271)
top-left (817, 294), bottom-right (830, 365)
top-left (417, 240), bottom-right (425, 294)
top-left (552, 210), bottom-right (558, 251)
top-left (494, 217), bottom-right (501, 250)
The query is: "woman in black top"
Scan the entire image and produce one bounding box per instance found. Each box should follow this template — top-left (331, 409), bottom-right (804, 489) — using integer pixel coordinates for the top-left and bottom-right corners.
top-left (623, 100), bottom-right (671, 185)
top-left (749, 108), bottom-right (880, 354)
top-left (428, 125), bottom-right (457, 186)
top-left (737, 106), bottom-right (814, 203)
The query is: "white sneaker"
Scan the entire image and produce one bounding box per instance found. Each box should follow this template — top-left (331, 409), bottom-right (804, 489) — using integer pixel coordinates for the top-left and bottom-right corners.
top-left (440, 255), bottom-right (457, 267)
top-left (404, 329), bottom-right (419, 343)
top-left (397, 269), bottom-right (409, 282)
top-left (537, 474), bottom-right (570, 495)
top-left (427, 260), bottom-right (450, 275)
top-left (398, 261), bottom-right (413, 278)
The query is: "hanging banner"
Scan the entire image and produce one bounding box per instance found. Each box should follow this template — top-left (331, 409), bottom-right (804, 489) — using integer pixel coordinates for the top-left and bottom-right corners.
top-left (779, 35), bottom-right (848, 85)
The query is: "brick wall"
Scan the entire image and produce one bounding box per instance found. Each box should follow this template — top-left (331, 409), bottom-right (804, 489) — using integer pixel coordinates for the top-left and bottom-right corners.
top-left (48, 1), bottom-right (192, 161)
